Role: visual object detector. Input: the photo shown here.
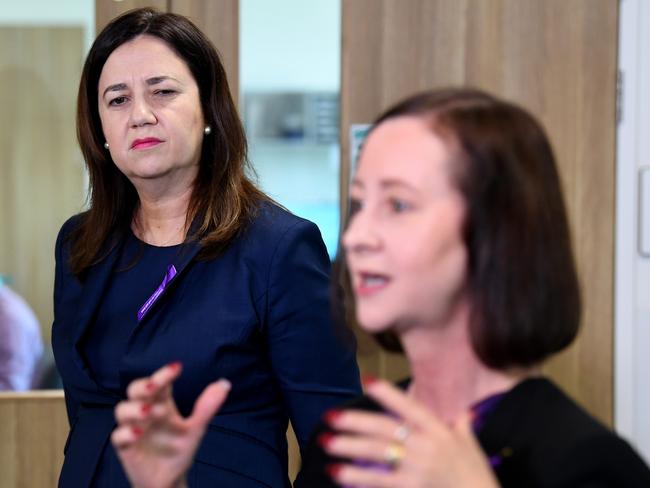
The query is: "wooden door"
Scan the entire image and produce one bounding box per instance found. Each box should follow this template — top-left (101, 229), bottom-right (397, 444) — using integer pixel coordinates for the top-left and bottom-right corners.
top-left (341, 0), bottom-right (618, 425)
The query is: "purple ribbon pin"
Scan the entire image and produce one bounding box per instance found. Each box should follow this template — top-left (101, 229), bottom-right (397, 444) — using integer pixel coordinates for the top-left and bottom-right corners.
top-left (137, 264), bottom-right (177, 322)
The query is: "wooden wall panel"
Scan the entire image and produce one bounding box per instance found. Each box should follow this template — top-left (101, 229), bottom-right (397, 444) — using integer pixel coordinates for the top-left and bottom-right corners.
top-left (0, 27), bottom-right (86, 348)
top-left (341, 0), bottom-right (618, 425)
top-left (0, 393), bottom-right (68, 488)
top-left (170, 0), bottom-right (239, 104)
top-left (95, 0), bottom-right (169, 33)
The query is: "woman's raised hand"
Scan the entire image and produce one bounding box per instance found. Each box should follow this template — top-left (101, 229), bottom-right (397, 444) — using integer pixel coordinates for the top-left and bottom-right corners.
top-left (111, 362), bottom-right (230, 488)
top-left (321, 379), bottom-right (499, 488)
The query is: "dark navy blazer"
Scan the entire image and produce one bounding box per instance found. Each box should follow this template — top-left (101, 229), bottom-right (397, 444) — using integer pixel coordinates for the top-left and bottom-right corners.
top-left (52, 203), bottom-right (361, 487)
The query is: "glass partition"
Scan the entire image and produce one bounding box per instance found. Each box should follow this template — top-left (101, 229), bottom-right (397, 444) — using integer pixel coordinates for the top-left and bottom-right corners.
top-left (0, 0), bottom-right (92, 390)
top-left (240, 0), bottom-right (341, 258)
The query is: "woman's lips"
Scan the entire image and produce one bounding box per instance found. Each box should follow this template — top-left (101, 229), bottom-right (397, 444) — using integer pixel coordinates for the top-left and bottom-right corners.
top-left (131, 138), bottom-right (163, 150)
top-left (355, 272), bottom-right (390, 297)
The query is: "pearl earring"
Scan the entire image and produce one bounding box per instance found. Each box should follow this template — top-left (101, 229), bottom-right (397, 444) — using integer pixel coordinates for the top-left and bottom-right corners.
top-left (104, 142), bottom-right (109, 149)
top-left (204, 126), bottom-right (212, 135)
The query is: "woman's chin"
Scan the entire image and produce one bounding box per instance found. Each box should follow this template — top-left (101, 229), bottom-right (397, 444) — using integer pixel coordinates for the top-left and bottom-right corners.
top-left (356, 313), bottom-right (393, 334)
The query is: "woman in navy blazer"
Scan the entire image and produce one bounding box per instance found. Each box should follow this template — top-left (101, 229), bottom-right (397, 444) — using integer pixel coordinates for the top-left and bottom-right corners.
top-left (52, 8), bottom-right (360, 487)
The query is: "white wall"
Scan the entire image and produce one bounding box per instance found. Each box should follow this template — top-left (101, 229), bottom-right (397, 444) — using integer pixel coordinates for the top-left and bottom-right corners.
top-left (240, 0), bottom-right (340, 92)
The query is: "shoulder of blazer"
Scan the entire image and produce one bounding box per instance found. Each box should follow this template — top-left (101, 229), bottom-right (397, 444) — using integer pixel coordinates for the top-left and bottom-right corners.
top-left (479, 377), bottom-right (613, 452)
top-left (55, 213), bottom-right (87, 255)
top-left (245, 201), bottom-right (315, 239)
top-left (54, 213), bottom-right (88, 293)
top-left (480, 377), bottom-right (650, 486)
top-left (236, 201), bottom-right (323, 259)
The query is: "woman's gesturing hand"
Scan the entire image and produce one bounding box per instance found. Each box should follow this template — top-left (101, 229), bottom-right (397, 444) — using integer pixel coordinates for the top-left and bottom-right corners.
top-left (321, 379), bottom-right (499, 488)
top-left (111, 362), bottom-right (231, 488)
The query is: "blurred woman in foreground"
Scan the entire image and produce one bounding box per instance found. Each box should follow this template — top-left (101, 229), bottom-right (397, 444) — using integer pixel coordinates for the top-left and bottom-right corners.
top-left (111, 88), bottom-right (650, 487)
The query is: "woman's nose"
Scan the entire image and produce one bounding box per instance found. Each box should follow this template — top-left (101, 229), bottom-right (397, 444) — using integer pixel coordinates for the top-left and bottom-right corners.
top-left (129, 97), bottom-right (157, 128)
top-left (342, 208), bottom-right (380, 254)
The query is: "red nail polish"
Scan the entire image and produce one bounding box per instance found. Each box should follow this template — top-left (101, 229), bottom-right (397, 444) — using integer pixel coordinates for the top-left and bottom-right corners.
top-left (132, 426), bottom-right (143, 437)
top-left (362, 374), bottom-right (378, 388)
top-left (168, 361), bottom-right (182, 372)
top-left (323, 409), bottom-right (343, 424)
top-left (317, 432), bottom-right (335, 448)
top-left (146, 381), bottom-right (156, 391)
top-left (141, 404), bottom-right (151, 415)
top-left (325, 463), bottom-right (343, 479)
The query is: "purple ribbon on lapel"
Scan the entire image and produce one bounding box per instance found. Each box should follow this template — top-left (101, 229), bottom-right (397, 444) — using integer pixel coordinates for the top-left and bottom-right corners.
top-left (137, 264), bottom-right (177, 322)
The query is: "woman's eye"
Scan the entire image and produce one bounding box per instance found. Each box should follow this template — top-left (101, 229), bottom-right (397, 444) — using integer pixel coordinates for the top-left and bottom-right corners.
top-left (389, 198), bottom-right (411, 212)
top-left (108, 96), bottom-right (128, 106)
top-left (349, 198), bottom-right (363, 217)
top-left (155, 89), bottom-right (176, 96)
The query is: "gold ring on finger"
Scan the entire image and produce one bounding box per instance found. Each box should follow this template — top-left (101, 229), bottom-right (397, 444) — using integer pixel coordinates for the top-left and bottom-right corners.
top-left (383, 442), bottom-right (405, 468)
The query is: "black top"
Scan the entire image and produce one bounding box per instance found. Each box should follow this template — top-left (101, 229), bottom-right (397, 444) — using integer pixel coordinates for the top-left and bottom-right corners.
top-left (296, 377), bottom-right (650, 487)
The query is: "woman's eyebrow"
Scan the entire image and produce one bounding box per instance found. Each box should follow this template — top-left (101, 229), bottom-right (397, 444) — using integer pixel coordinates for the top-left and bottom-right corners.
top-left (102, 83), bottom-right (127, 98)
top-left (379, 179), bottom-right (418, 193)
top-left (146, 75), bottom-right (180, 86)
top-left (102, 76), bottom-right (181, 98)
top-left (351, 178), bottom-right (418, 193)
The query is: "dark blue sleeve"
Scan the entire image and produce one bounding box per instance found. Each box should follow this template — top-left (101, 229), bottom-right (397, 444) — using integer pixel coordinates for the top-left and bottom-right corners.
top-left (52, 217), bottom-right (80, 427)
top-left (265, 218), bottom-right (361, 455)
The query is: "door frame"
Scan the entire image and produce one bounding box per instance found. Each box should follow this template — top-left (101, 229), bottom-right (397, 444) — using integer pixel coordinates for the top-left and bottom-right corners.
top-left (615, 0), bottom-right (650, 462)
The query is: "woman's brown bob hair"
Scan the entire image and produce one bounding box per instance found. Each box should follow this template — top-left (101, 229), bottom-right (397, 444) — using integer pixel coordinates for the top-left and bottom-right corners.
top-left (341, 88), bottom-right (581, 369)
top-left (71, 7), bottom-right (267, 277)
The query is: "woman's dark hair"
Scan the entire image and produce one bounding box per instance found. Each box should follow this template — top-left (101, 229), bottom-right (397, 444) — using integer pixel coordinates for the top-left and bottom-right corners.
top-left (71, 7), bottom-right (267, 276)
top-left (340, 87), bottom-right (581, 369)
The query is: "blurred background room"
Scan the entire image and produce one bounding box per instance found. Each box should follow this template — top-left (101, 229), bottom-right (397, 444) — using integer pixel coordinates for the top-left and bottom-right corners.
top-left (1, 1), bottom-right (649, 486)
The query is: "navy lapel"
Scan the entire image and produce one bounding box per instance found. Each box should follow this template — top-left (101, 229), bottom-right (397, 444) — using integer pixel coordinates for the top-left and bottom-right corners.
top-left (70, 237), bottom-right (125, 370)
top-left (72, 239), bottom-right (123, 348)
top-left (171, 238), bottom-right (202, 277)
